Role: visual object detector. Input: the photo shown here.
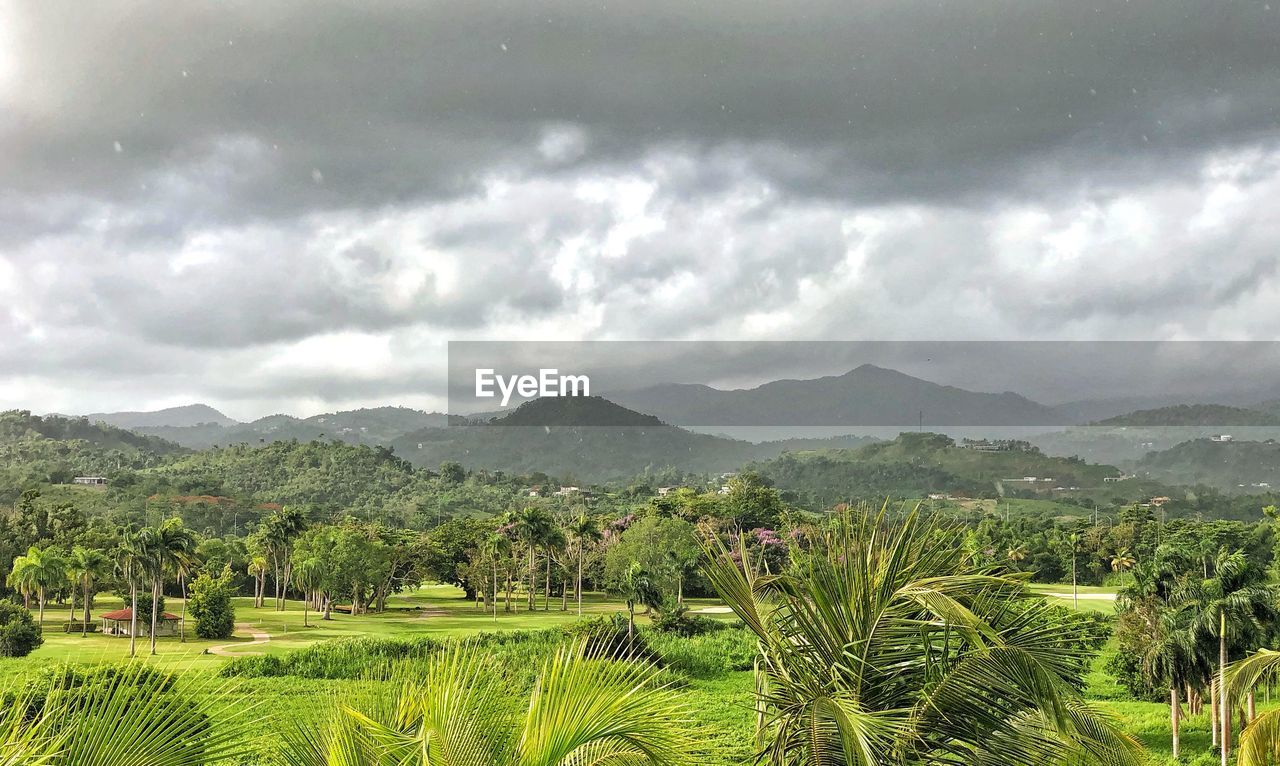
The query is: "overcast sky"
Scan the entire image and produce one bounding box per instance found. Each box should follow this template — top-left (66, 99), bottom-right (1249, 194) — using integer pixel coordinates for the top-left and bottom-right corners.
top-left (2, 1), bottom-right (1279, 419)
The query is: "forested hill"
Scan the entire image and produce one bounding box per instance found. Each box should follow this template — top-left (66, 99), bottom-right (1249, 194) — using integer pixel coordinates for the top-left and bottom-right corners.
top-left (130, 406), bottom-right (448, 449)
top-left (1135, 438), bottom-right (1280, 492)
top-left (1094, 404), bottom-right (1280, 427)
top-left (751, 432), bottom-right (1133, 510)
top-left (0, 409), bottom-right (182, 489)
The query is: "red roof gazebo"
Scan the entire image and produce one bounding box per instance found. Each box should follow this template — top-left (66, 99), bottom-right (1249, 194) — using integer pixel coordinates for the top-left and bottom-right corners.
top-left (99, 608), bottom-right (181, 637)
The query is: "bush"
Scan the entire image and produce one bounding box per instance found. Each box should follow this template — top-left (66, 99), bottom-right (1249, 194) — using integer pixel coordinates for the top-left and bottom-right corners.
top-left (0, 600), bottom-right (42, 657)
top-left (62, 622), bottom-right (99, 633)
top-left (188, 572), bottom-right (235, 639)
top-left (650, 600), bottom-right (725, 637)
top-left (645, 628), bottom-right (757, 678)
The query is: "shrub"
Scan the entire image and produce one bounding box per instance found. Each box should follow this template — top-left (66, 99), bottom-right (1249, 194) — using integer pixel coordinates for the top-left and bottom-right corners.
top-left (188, 572), bottom-right (235, 639)
top-left (0, 600), bottom-right (42, 657)
top-left (646, 628), bottom-right (757, 678)
top-left (62, 622), bottom-right (99, 633)
top-left (650, 600), bottom-right (724, 637)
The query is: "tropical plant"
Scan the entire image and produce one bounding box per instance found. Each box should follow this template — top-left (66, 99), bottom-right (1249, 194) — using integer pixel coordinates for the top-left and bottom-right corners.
top-left (293, 557), bottom-right (325, 628)
top-left (114, 530), bottom-right (148, 658)
top-left (1226, 649), bottom-right (1280, 766)
top-left (511, 507), bottom-right (554, 611)
top-left (566, 513), bottom-right (601, 616)
top-left (274, 641), bottom-right (691, 766)
top-left (6, 546), bottom-right (66, 627)
top-left (188, 570), bottom-right (236, 640)
top-left (702, 506), bottom-right (1146, 766)
top-left (67, 547), bottom-right (111, 638)
top-left (618, 562), bottom-right (658, 638)
top-left (1109, 548), bottom-right (1137, 573)
top-left (0, 600), bottom-right (42, 657)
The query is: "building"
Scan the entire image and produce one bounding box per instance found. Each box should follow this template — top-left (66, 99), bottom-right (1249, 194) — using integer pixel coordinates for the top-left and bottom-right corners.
top-left (99, 608), bottom-right (181, 637)
top-left (553, 486), bottom-right (581, 497)
top-left (73, 476), bottom-right (108, 486)
top-left (1211, 434), bottom-right (1234, 442)
top-left (657, 486), bottom-right (678, 496)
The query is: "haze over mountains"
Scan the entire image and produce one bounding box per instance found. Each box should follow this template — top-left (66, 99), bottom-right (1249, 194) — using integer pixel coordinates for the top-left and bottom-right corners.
top-left (53, 364), bottom-right (1280, 481)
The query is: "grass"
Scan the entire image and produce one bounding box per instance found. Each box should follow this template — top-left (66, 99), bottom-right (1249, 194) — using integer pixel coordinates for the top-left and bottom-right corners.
top-left (4, 581), bottom-right (1236, 766)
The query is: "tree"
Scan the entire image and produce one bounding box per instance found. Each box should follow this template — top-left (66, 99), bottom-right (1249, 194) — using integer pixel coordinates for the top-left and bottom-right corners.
top-left (604, 515), bottom-right (699, 604)
top-left (617, 561), bottom-right (657, 638)
top-left (67, 546), bottom-right (110, 638)
top-left (0, 600), bottom-right (42, 657)
top-left (115, 530), bottom-right (148, 658)
top-left (567, 513), bottom-right (601, 616)
top-left (6, 545), bottom-right (65, 627)
top-left (247, 554), bottom-right (268, 609)
top-left (152, 518), bottom-right (198, 645)
top-left (703, 507), bottom-right (1145, 766)
top-left (280, 643), bottom-right (691, 766)
top-left (722, 472), bottom-right (786, 529)
top-left (480, 531), bottom-right (510, 621)
top-left (188, 570), bottom-right (236, 639)
top-left (511, 507), bottom-right (554, 610)
top-left (1110, 547), bottom-right (1137, 573)
top-left (292, 556), bottom-right (325, 628)
top-left (1187, 548), bottom-right (1279, 765)
top-left (262, 506), bottom-right (307, 611)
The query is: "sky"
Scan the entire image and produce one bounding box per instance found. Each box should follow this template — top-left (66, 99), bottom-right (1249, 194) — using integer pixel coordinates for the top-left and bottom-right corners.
top-left (2, 1), bottom-right (1280, 420)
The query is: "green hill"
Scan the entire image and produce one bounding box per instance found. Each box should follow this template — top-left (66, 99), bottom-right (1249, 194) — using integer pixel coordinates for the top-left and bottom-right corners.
top-left (752, 432), bottom-right (1131, 509)
top-left (1135, 438), bottom-right (1280, 492)
top-left (1094, 404), bottom-right (1280, 427)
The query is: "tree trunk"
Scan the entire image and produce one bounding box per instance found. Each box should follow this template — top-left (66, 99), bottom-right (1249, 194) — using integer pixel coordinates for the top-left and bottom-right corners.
top-left (150, 580), bottom-right (159, 656)
top-left (544, 552), bottom-right (551, 611)
top-left (68, 588), bottom-right (76, 627)
top-left (527, 547), bottom-right (536, 611)
top-left (1171, 685), bottom-right (1180, 759)
top-left (492, 558), bottom-right (498, 622)
top-left (627, 603), bottom-right (634, 637)
top-left (1248, 689), bottom-right (1256, 723)
top-left (82, 581), bottom-right (91, 638)
top-left (303, 590), bottom-right (309, 628)
top-left (129, 581), bottom-right (138, 658)
top-left (179, 576), bottom-right (187, 643)
top-left (577, 547), bottom-right (584, 616)
top-left (1221, 611), bottom-right (1229, 766)
top-left (1212, 681), bottom-right (1219, 746)
top-left (37, 587), bottom-right (45, 626)
top-left (678, 574), bottom-right (684, 606)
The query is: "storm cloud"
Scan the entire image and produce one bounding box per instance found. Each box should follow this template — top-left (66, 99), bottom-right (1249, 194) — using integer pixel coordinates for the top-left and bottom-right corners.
top-left (2, 0), bottom-right (1279, 416)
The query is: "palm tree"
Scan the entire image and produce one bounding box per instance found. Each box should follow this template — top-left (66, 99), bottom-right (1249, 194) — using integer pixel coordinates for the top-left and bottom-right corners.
top-left (67, 547), bottom-right (111, 638)
top-left (567, 513), bottom-right (601, 616)
top-left (114, 530), bottom-right (148, 658)
top-left (1142, 604), bottom-right (1208, 759)
top-left (152, 519), bottom-right (199, 645)
top-left (277, 642), bottom-right (691, 766)
top-left (618, 561), bottom-right (654, 638)
top-left (293, 557), bottom-right (325, 628)
top-left (1186, 548), bottom-right (1279, 765)
top-left (263, 506), bottom-right (307, 611)
top-left (1226, 649), bottom-right (1280, 766)
top-left (541, 525), bottom-right (566, 611)
top-left (6, 546), bottom-right (65, 627)
top-left (511, 507), bottom-right (553, 611)
top-left (1005, 543), bottom-right (1028, 564)
top-left (480, 532), bottom-right (510, 622)
top-left (702, 506), bottom-right (1145, 766)
top-left (248, 555), bottom-right (268, 609)
top-left (1110, 548), bottom-right (1137, 573)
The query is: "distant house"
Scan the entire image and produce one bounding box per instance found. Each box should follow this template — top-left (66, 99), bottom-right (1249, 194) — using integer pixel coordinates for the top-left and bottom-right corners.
top-left (527, 485), bottom-right (543, 497)
top-left (553, 486), bottom-right (581, 497)
top-left (1211, 434), bottom-right (1234, 442)
top-left (927, 493), bottom-right (950, 500)
top-left (1104, 475), bottom-right (1132, 483)
top-left (717, 485), bottom-right (732, 495)
top-left (73, 476), bottom-right (108, 486)
top-left (657, 486), bottom-right (677, 496)
top-left (1149, 496), bottom-right (1171, 506)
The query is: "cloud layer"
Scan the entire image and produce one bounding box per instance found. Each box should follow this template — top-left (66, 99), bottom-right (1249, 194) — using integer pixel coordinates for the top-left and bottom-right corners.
top-left (2, 0), bottom-right (1279, 417)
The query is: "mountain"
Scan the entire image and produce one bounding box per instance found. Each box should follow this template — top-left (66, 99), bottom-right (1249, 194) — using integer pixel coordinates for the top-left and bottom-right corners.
top-left (612, 364), bottom-right (1066, 428)
top-left (1134, 438), bottom-right (1280, 493)
top-left (82, 404), bottom-right (237, 429)
top-left (130, 406), bottom-right (448, 449)
top-left (1093, 404), bottom-right (1280, 427)
top-left (0, 409), bottom-right (183, 487)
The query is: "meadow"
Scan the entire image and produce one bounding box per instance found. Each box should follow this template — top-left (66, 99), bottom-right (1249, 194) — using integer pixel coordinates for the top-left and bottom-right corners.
top-left (0, 582), bottom-right (1227, 766)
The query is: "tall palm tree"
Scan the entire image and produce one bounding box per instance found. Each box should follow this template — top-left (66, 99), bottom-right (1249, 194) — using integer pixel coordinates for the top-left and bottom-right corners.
top-left (702, 506), bottom-right (1146, 766)
top-left (154, 519), bottom-right (199, 644)
top-left (1110, 548), bottom-right (1137, 573)
top-left (1006, 544), bottom-right (1028, 564)
top-left (541, 525), bottom-right (566, 611)
top-left (67, 547), bottom-right (110, 638)
top-left (293, 557), bottom-right (325, 628)
top-left (567, 513), bottom-right (601, 616)
top-left (1142, 604), bottom-right (1208, 759)
top-left (1226, 649), bottom-right (1280, 766)
top-left (6, 546), bottom-right (65, 627)
top-left (114, 530), bottom-right (148, 658)
top-left (618, 561), bottom-right (654, 639)
top-left (277, 642), bottom-right (691, 766)
top-left (511, 507), bottom-right (553, 611)
top-left (248, 555), bottom-right (268, 609)
top-left (480, 532), bottom-right (510, 622)
top-left (1186, 548), bottom-right (1279, 766)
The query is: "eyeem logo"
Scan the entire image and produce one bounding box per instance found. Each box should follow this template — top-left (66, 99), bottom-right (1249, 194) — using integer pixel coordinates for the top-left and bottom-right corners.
top-left (474, 368), bottom-right (591, 407)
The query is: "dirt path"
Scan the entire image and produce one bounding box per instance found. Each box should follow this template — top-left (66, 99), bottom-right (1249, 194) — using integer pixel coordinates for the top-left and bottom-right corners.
top-left (208, 624), bottom-right (271, 656)
top-left (1043, 592), bottom-right (1117, 601)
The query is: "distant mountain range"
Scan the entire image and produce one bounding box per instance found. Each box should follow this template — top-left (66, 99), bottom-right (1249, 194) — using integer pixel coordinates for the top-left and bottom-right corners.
top-left (81, 403), bottom-right (238, 429)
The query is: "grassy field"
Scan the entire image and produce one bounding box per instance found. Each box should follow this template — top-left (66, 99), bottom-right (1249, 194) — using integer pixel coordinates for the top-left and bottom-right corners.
top-left (0, 582), bottom-right (1233, 765)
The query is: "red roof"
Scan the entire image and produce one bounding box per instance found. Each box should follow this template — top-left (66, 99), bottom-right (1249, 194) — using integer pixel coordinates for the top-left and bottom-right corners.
top-left (100, 608), bottom-right (180, 621)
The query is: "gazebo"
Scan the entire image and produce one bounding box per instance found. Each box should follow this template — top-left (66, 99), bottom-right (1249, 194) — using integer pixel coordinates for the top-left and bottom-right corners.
top-left (99, 608), bottom-right (182, 637)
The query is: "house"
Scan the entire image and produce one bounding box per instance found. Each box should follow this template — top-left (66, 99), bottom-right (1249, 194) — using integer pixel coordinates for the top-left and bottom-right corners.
top-left (526, 485), bottom-right (543, 497)
top-left (927, 493), bottom-right (950, 500)
top-left (1211, 434), bottom-right (1234, 442)
top-left (1149, 496), bottom-right (1171, 507)
top-left (73, 476), bottom-right (108, 485)
top-left (1103, 475), bottom-right (1131, 483)
top-left (553, 486), bottom-right (580, 497)
top-left (99, 608), bottom-right (181, 637)
top-left (657, 486), bottom-right (678, 496)
top-left (717, 485), bottom-right (731, 495)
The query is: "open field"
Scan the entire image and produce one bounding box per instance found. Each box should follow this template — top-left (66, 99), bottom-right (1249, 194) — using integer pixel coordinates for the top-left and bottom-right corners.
top-left (0, 582), bottom-right (1237, 765)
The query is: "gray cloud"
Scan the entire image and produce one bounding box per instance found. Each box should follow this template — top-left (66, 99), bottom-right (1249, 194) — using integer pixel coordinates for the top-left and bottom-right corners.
top-left (3, 1), bottom-right (1280, 416)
